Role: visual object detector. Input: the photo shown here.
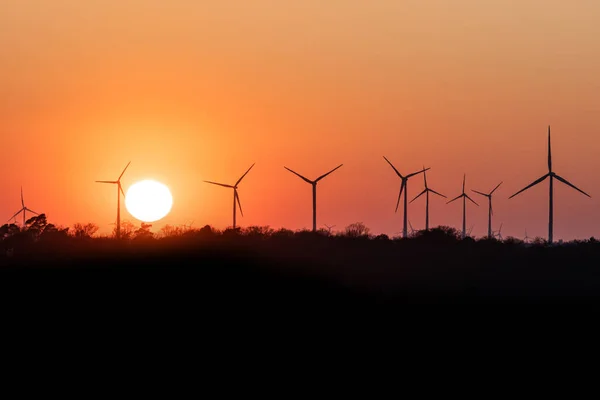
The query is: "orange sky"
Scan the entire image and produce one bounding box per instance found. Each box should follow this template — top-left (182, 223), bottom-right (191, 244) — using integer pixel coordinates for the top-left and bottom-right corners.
top-left (1, 0), bottom-right (599, 240)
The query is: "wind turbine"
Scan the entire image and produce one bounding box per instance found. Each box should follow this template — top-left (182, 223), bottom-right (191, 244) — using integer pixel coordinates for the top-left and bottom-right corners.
top-left (383, 157), bottom-right (429, 238)
top-left (472, 181), bottom-right (503, 239)
top-left (324, 224), bottom-right (336, 234)
top-left (96, 161), bottom-right (131, 239)
top-left (524, 229), bottom-right (531, 243)
top-left (408, 220), bottom-right (417, 237)
top-left (509, 126), bottom-right (590, 243)
top-left (447, 174), bottom-right (479, 239)
top-left (204, 163), bottom-right (255, 230)
top-left (494, 223), bottom-right (504, 241)
top-left (284, 164), bottom-right (343, 232)
top-left (7, 187), bottom-right (39, 226)
top-left (410, 167), bottom-right (446, 231)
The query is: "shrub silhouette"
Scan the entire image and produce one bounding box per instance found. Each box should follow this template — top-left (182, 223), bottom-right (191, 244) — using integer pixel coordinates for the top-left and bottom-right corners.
top-left (2, 214), bottom-right (600, 304)
top-left (73, 223), bottom-right (99, 239)
top-left (344, 222), bottom-right (370, 238)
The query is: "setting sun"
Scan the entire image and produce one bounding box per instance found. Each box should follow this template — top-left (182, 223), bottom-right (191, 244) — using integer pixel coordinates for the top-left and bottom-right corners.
top-left (125, 180), bottom-right (173, 223)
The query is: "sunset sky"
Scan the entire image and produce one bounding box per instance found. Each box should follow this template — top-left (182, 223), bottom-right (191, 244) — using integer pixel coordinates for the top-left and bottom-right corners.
top-left (1, 0), bottom-right (599, 240)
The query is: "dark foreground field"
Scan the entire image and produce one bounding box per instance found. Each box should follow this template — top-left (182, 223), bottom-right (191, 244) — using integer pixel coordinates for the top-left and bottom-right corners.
top-left (2, 225), bottom-right (600, 306)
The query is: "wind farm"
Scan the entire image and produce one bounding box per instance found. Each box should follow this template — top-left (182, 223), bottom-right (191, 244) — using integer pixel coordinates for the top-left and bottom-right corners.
top-left (3, 1), bottom-right (600, 306)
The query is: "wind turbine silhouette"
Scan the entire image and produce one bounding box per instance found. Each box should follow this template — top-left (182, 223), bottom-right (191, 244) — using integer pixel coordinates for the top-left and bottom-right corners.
top-left (410, 167), bottom-right (446, 231)
top-left (408, 220), bottom-right (417, 237)
top-left (204, 163), bottom-right (255, 230)
top-left (472, 181), bottom-right (503, 238)
top-left (324, 224), bottom-right (336, 234)
top-left (96, 161), bottom-right (131, 240)
top-left (7, 187), bottom-right (39, 226)
top-left (509, 126), bottom-right (590, 243)
top-left (494, 223), bottom-right (504, 241)
top-left (524, 229), bottom-right (531, 243)
top-left (284, 164), bottom-right (343, 232)
top-left (447, 174), bottom-right (479, 239)
top-left (383, 157), bottom-right (429, 238)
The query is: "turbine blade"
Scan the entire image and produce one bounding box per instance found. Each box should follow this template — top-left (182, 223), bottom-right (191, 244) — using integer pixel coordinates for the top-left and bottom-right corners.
top-left (490, 181), bottom-right (503, 195)
top-left (554, 174), bottom-right (591, 198)
top-left (284, 167), bottom-right (313, 184)
top-left (466, 195), bottom-right (479, 206)
top-left (119, 183), bottom-right (125, 197)
top-left (204, 181), bottom-right (234, 188)
top-left (7, 209), bottom-right (23, 223)
top-left (423, 166), bottom-right (428, 188)
top-left (447, 194), bottom-right (462, 204)
top-left (119, 161), bottom-right (131, 181)
top-left (96, 180), bottom-right (118, 184)
top-left (21, 186), bottom-right (24, 208)
top-left (462, 174), bottom-right (466, 193)
top-left (508, 174), bottom-right (550, 199)
top-left (410, 189), bottom-right (427, 204)
top-left (383, 156), bottom-right (403, 178)
top-left (548, 126), bottom-right (552, 172)
top-left (395, 181), bottom-right (405, 212)
top-left (235, 190), bottom-right (244, 217)
top-left (235, 163), bottom-right (255, 186)
top-left (471, 189), bottom-right (488, 197)
top-left (429, 189), bottom-right (447, 198)
top-left (406, 167), bottom-right (430, 178)
top-left (25, 208), bottom-right (38, 215)
top-left (315, 164), bottom-right (343, 182)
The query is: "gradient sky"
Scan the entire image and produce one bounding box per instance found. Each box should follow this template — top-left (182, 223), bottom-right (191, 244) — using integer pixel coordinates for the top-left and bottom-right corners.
top-left (1, 0), bottom-right (599, 240)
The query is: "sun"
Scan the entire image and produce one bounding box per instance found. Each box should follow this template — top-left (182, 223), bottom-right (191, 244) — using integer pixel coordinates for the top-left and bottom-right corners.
top-left (125, 180), bottom-right (173, 222)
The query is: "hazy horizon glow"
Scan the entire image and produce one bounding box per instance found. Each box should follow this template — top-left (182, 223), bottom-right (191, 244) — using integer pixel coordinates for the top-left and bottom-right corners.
top-left (1, 1), bottom-right (600, 240)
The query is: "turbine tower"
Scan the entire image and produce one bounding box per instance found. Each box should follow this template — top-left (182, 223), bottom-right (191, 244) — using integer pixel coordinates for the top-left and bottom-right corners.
top-left (284, 164), bottom-right (343, 232)
top-left (383, 157), bottom-right (429, 238)
top-left (204, 163), bottom-right (255, 230)
top-left (472, 181), bottom-right (503, 238)
top-left (410, 167), bottom-right (446, 231)
top-left (509, 126), bottom-right (590, 243)
top-left (447, 174), bottom-right (479, 239)
top-left (7, 187), bottom-right (39, 226)
top-left (96, 161), bottom-right (131, 239)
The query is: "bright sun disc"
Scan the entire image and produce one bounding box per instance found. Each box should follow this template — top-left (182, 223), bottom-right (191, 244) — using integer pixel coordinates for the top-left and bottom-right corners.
top-left (125, 180), bottom-right (173, 222)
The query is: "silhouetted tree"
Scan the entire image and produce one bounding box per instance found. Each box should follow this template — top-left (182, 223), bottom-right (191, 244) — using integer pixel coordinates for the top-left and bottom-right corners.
top-left (243, 226), bottom-right (274, 237)
top-left (72, 223), bottom-right (99, 238)
top-left (25, 214), bottom-right (49, 240)
top-left (133, 223), bottom-right (153, 240)
top-left (374, 234), bottom-right (390, 241)
top-left (344, 222), bottom-right (370, 238)
top-left (0, 223), bottom-right (20, 240)
top-left (160, 224), bottom-right (183, 238)
top-left (272, 228), bottom-right (294, 238)
top-left (114, 220), bottom-right (135, 239)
